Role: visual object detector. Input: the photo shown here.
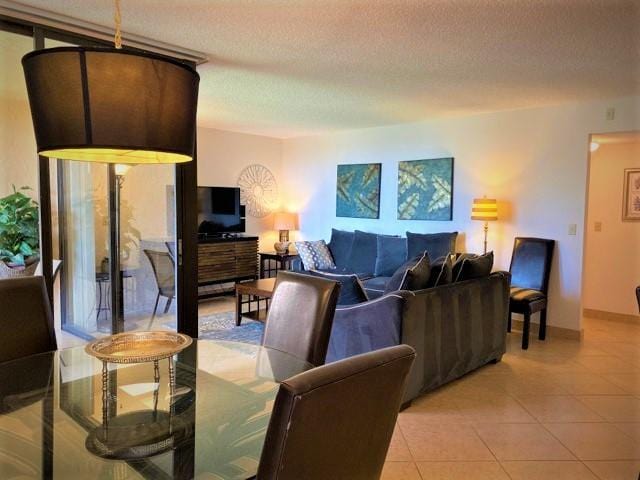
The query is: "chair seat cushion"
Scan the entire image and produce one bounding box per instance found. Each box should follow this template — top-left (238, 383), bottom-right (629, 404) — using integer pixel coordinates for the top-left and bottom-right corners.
top-left (510, 287), bottom-right (547, 312)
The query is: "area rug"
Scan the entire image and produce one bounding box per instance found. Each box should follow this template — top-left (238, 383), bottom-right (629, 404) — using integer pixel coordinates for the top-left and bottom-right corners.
top-left (198, 311), bottom-right (264, 344)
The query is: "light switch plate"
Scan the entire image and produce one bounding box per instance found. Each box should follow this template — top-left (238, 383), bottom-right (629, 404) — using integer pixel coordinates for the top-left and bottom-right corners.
top-left (606, 107), bottom-right (616, 120)
top-left (568, 224), bottom-right (577, 235)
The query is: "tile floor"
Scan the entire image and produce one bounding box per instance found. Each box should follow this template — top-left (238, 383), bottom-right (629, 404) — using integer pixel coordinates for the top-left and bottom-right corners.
top-left (382, 317), bottom-right (640, 480)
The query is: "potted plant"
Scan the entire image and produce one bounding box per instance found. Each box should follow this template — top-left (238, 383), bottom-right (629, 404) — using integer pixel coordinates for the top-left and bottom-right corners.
top-left (0, 186), bottom-right (40, 278)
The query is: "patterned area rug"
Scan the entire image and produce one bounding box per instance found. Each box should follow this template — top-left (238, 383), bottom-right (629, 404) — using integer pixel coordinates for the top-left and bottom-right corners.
top-left (198, 311), bottom-right (264, 344)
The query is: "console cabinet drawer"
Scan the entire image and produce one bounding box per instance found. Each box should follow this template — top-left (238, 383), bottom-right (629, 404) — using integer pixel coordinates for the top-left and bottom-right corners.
top-left (197, 239), bottom-right (258, 284)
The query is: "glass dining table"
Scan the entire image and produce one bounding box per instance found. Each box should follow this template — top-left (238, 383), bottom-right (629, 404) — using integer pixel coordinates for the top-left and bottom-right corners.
top-left (0, 339), bottom-right (312, 479)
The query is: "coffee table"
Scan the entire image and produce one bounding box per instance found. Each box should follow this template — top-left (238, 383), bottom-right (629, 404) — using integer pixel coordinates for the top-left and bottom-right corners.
top-left (235, 277), bottom-right (276, 326)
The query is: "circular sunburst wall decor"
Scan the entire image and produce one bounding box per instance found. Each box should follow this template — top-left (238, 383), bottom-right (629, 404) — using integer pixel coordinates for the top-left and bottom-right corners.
top-left (237, 164), bottom-right (279, 218)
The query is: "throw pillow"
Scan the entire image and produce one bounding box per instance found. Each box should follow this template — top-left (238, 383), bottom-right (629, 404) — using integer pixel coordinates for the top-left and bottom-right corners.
top-left (406, 231), bottom-right (458, 260)
top-left (294, 240), bottom-right (336, 270)
top-left (426, 255), bottom-right (453, 288)
top-left (306, 270), bottom-right (368, 306)
top-left (374, 235), bottom-right (408, 276)
top-left (384, 252), bottom-right (431, 294)
top-left (455, 251), bottom-right (494, 282)
top-left (346, 230), bottom-right (378, 276)
top-left (452, 253), bottom-right (477, 280)
top-left (328, 228), bottom-right (354, 270)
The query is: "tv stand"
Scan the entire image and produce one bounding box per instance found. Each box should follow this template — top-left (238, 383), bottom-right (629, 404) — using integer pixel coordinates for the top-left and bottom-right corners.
top-left (198, 236), bottom-right (259, 297)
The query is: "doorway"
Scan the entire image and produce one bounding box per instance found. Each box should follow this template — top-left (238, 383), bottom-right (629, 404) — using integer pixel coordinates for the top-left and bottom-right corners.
top-left (583, 131), bottom-right (640, 322)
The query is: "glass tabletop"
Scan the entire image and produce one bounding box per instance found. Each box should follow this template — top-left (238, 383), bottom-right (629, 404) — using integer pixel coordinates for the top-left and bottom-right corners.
top-left (0, 340), bottom-right (312, 479)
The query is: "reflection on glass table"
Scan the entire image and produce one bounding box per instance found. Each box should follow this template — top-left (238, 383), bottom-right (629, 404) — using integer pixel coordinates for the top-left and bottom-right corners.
top-left (0, 340), bottom-right (312, 479)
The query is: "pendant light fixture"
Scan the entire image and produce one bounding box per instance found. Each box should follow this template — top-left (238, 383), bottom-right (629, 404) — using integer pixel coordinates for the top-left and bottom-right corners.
top-left (21, 0), bottom-right (199, 164)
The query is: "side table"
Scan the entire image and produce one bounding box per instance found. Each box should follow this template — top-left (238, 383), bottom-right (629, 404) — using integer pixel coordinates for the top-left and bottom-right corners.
top-left (259, 251), bottom-right (299, 279)
top-left (235, 278), bottom-right (276, 326)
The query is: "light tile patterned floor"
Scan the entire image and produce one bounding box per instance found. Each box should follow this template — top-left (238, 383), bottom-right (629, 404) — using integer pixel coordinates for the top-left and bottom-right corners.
top-left (383, 317), bottom-right (640, 480)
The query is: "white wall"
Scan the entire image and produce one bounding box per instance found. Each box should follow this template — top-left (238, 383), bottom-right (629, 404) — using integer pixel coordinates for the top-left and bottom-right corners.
top-left (197, 127), bottom-right (284, 250)
top-left (584, 141), bottom-right (640, 317)
top-left (281, 96), bottom-right (640, 332)
top-left (0, 29), bottom-right (39, 198)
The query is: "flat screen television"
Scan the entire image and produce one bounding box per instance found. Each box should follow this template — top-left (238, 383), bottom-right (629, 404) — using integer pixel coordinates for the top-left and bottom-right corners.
top-left (197, 186), bottom-right (245, 235)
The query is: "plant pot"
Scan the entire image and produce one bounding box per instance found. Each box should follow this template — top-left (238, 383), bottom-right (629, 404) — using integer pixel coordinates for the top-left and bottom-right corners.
top-left (0, 259), bottom-right (39, 279)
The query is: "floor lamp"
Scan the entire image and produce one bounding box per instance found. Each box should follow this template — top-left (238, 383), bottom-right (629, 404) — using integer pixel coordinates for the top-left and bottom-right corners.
top-left (471, 197), bottom-right (498, 254)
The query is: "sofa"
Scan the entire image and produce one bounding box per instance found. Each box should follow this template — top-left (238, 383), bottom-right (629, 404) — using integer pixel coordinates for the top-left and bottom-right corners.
top-left (326, 271), bottom-right (511, 403)
top-left (295, 228), bottom-right (458, 298)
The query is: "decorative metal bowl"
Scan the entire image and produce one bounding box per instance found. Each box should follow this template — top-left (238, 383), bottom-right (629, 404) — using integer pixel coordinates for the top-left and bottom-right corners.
top-left (85, 331), bottom-right (192, 364)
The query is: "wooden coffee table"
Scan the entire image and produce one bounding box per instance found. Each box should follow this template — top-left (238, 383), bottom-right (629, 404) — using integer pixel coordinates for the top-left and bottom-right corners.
top-left (235, 277), bottom-right (276, 326)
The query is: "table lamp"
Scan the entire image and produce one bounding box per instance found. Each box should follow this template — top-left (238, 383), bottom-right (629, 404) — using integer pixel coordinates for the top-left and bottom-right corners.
top-left (471, 197), bottom-right (498, 254)
top-left (273, 212), bottom-right (298, 254)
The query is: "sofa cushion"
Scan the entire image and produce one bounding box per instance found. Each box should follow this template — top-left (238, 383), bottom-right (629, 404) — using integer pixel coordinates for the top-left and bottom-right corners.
top-left (426, 255), bottom-right (453, 288)
top-left (362, 276), bottom-right (390, 299)
top-left (452, 253), bottom-right (476, 280)
top-left (346, 230), bottom-right (378, 276)
top-left (294, 240), bottom-right (336, 270)
top-left (406, 231), bottom-right (458, 260)
top-left (306, 270), bottom-right (368, 306)
top-left (455, 251), bottom-right (493, 282)
top-left (384, 252), bottom-right (431, 294)
top-left (374, 235), bottom-right (408, 276)
top-left (328, 229), bottom-right (354, 270)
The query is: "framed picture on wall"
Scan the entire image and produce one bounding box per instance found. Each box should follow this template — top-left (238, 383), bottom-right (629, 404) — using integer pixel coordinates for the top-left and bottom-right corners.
top-left (336, 163), bottom-right (381, 219)
top-left (622, 168), bottom-right (640, 221)
top-left (397, 157), bottom-right (454, 221)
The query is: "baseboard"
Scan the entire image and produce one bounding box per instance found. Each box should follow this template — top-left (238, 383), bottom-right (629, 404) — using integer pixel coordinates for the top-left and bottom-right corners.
top-left (583, 308), bottom-right (640, 324)
top-left (511, 317), bottom-right (584, 341)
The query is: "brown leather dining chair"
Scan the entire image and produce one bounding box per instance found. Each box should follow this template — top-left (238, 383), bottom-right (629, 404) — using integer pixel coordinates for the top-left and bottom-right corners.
top-left (262, 271), bottom-right (341, 366)
top-left (0, 276), bottom-right (57, 363)
top-left (255, 344), bottom-right (416, 480)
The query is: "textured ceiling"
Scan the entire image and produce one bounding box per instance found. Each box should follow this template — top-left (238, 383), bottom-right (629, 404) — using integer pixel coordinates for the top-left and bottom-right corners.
top-left (10, 0), bottom-right (640, 138)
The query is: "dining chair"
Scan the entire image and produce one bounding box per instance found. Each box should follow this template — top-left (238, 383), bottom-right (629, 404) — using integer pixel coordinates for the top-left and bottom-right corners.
top-left (636, 286), bottom-right (640, 313)
top-left (255, 344), bottom-right (416, 480)
top-left (262, 271), bottom-right (340, 366)
top-left (507, 237), bottom-right (555, 349)
top-left (0, 276), bottom-right (57, 363)
top-left (143, 249), bottom-right (176, 328)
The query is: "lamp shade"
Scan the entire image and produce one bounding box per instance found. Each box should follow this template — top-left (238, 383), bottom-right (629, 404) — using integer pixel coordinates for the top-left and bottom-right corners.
top-left (471, 197), bottom-right (498, 221)
top-left (273, 212), bottom-right (298, 231)
top-left (22, 47), bottom-right (199, 164)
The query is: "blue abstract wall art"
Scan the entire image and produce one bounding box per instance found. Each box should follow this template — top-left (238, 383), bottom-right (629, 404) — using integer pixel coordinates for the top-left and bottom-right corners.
top-left (336, 163), bottom-right (381, 219)
top-left (397, 158), bottom-right (454, 221)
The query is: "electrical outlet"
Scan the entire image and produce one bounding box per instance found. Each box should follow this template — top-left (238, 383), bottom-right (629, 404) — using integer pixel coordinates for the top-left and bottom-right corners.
top-left (568, 224), bottom-right (577, 235)
top-left (594, 221), bottom-right (602, 232)
top-left (606, 107), bottom-right (616, 121)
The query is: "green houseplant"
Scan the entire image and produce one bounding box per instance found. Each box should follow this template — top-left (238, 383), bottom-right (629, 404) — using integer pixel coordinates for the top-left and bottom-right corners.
top-left (0, 186), bottom-right (40, 277)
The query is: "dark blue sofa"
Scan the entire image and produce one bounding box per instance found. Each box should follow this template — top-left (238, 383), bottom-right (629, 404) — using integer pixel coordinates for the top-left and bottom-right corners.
top-left (295, 228), bottom-right (458, 298)
top-left (327, 272), bottom-right (511, 403)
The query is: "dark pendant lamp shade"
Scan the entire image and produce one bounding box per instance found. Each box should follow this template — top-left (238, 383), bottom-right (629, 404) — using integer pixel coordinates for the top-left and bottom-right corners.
top-left (22, 47), bottom-right (199, 164)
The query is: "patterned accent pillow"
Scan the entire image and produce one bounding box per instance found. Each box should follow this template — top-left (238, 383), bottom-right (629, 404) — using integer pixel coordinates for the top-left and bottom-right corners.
top-left (294, 240), bottom-right (336, 270)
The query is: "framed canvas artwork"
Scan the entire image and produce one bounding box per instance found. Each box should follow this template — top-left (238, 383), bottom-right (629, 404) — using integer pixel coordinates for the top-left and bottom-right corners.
top-left (397, 157), bottom-right (454, 221)
top-left (336, 163), bottom-right (381, 219)
top-left (623, 168), bottom-right (640, 221)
